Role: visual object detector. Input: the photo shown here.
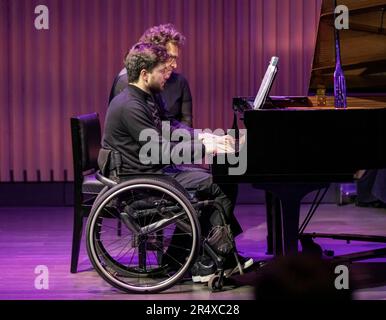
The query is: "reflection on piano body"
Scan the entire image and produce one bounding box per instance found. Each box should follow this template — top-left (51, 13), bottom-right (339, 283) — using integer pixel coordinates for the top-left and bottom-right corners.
top-left (212, 0), bottom-right (386, 255)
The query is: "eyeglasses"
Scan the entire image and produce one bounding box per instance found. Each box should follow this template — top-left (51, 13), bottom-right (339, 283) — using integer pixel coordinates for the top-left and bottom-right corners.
top-left (167, 55), bottom-right (178, 64)
top-left (159, 66), bottom-right (171, 74)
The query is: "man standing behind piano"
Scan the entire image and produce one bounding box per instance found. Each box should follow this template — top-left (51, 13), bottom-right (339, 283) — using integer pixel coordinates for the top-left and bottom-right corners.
top-left (102, 42), bottom-right (253, 283)
top-left (109, 23), bottom-right (193, 127)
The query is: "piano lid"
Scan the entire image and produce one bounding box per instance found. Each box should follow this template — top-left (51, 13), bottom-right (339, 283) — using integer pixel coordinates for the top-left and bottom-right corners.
top-left (308, 0), bottom-right (386, 95)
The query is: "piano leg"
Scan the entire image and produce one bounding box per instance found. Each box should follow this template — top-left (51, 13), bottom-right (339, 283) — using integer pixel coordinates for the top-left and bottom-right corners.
top-left (265, 192), bottom-right (273, 254)
top-left (254, 183), bottom-right (329, 256)
top-left (278, 194), bottom-right (301, 256)
top-left (271, 196), bottom-right (283, 256)
top-left (264, 191), bottom-right (281, 255)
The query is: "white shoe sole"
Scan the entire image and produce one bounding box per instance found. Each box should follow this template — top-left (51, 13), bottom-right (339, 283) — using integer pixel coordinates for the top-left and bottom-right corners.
top-left (192, 273), bottom-right (215, 283)
top-left (192, 259), bottom-right (254, 283)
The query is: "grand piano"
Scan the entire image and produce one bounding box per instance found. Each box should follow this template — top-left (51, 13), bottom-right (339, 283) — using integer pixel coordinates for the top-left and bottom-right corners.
top-left (212, 0), bottom-right (386, 256)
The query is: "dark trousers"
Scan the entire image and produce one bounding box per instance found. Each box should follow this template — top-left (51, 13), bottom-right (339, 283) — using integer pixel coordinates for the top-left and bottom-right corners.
top-left (163, 165), bottom-right (242, 237)
top-left (112, 165), bottom-right (242, 263)
top-left (357, 169), bottom-right (386, 204)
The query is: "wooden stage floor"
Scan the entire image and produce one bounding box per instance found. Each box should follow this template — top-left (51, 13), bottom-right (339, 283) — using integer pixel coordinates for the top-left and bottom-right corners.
top-left (1, 204), bottom-right (386, 300)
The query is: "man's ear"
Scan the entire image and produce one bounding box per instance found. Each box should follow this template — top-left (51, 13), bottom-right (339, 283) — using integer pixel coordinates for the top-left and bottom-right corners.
top-left (140, 69), bottom-right (148, 83)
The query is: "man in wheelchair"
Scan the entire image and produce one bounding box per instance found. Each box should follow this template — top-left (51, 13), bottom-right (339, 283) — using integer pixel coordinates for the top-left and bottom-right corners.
top-left (97, 42), bottom-right (253, 291)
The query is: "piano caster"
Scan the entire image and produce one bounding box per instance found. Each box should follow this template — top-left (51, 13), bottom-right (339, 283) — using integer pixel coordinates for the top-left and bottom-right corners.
top-left (300, 236), bottom-right (335, 258)
top-left (300, 235), bottom-right (323, 257)
top-left (324, 250), bottom-right (335, 257)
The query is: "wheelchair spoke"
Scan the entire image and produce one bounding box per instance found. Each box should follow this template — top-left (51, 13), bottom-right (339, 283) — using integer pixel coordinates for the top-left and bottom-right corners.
top-left (103, 207), bottom-right (119, 219)
top-left (146, 250), bottom-right (156, 270)
top-left (99, 241), bottom-right (135, 265)
top-left (99, 233), bottom-right (131, 243)
top-left (163, 232), bottom-right (192, 236)
top-left (151, 242), bottom-right (184, 268)
top-left (165, 243), bottom-right (191, 252)
top-left (127, 246), bottom-right (138, 267)
top-left (147, 192), bottom-right (165, 227)
top-left (114, 242), bottom-right (136, 263)
top-left (102, 237), bottom-right (133, 254)
top-left (97, 224), bottom-right (122, 231)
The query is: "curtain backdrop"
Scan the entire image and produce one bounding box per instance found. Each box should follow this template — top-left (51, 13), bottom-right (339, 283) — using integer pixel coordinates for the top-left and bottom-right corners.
top-left (0, 0), bottom-right (322, 181)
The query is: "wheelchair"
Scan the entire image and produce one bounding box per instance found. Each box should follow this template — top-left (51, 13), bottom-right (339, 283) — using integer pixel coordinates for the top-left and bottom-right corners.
top-left (85, 171), bottom-right (244, 293)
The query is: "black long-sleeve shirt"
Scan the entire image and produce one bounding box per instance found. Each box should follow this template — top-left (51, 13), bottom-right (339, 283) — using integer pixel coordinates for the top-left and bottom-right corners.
top-left (108, 69), bottom-right (193, 127)
top-left (102, 85), bottom-right (204, 173)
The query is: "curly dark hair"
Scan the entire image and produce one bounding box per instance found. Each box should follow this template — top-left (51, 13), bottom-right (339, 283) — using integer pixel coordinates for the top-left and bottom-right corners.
top-left (124, 42), bottom-right (169, 83)
top-left (139, 23), bottom-right (186, 47)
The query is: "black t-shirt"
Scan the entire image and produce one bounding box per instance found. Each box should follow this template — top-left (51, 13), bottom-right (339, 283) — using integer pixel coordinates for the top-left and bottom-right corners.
top-left (103, 85), bottom-right (204, 173)
top-left (108, 70), bottom-right (193, 126)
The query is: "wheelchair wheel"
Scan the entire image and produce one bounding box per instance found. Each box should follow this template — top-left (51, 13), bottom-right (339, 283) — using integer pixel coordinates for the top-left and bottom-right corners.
top-left (86, 177), bottom-right (201, 293)
top-left (208, 274), bottom-right (223, 291)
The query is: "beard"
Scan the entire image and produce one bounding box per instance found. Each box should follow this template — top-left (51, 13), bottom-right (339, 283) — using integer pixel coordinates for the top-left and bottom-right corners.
top-left (148, 81), bottom-right (164, 94)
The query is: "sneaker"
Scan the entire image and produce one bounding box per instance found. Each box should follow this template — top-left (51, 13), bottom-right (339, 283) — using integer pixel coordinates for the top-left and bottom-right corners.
top-left (191, 256), bottom-right (216, 283)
